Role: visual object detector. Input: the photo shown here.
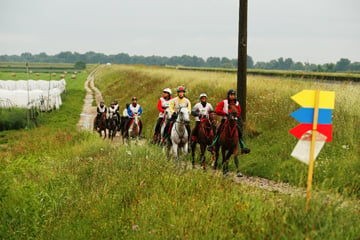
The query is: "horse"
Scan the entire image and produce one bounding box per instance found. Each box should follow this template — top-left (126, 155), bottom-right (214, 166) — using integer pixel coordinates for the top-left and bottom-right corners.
top-left (108, 113), bottom-right (118, 140)
top-left (94, 112), bottom-right (107, 139)
top-left (122, 113), bottom-right (141, 144)
top-left (153, 109), bottom-right (170, 145)
top-left (158, 109), bottom-right (171, 146)
top-left (191, 112), bottom-right (217, 169)
top-left (214, 104), bottom-right (243, 177)
top-left (168, 107), bottom-right (190, 162)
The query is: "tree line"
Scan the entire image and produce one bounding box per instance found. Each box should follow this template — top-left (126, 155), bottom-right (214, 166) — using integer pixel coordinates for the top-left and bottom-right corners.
top-left (0, 51), bottom-right (359, 72)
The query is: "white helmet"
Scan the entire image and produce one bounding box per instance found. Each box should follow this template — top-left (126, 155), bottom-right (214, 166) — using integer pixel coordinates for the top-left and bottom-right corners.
top-left (199, 93), bottom-right (207, 99)
top-left (163, 88), bottom-right (172, 95)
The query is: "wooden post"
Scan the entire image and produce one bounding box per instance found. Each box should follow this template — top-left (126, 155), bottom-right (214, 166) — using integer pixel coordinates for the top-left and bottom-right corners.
top-left (237, 0), bottom-right (248, 123)
top-left (306, 89), bottom-right (320, 212)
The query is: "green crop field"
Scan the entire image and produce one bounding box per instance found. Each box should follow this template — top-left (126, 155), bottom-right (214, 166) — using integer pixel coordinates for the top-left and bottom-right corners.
top-left (0, 64), bottom-right (359, 239)
top-left (172, 65), bottom-right (360, 81)
top-left (0, 62), bottom-right (83, 73)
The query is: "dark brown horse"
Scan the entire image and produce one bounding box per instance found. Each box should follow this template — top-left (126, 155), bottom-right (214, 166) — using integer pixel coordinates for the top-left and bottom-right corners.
top-left (94, 113), bottom-right (107, 139)
top-left (108, 113), bottom-right (118, 140)
top-left (191, 113), bottom-right (217, 169)
top-left (214, 104), bottom-right (243, 177)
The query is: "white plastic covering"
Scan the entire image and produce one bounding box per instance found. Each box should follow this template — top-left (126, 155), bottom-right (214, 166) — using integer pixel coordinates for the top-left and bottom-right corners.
top-left (0, 79), bottom-right (66, 110)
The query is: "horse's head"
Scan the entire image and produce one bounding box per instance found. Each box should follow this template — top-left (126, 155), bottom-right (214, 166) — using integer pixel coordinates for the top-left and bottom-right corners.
top-left (228, 103), bottom-right (238, 120)
top-left (133, 113), bottom-right (139, 125)
top-left (209, 112), bottom-right (217, 126)
top-left (178, 107), bottom-right (190, 124)
top-left (164, 109), bottom-right (171, 120)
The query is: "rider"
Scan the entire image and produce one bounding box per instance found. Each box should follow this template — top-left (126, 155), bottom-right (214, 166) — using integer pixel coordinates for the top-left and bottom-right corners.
top-left (120, 103), bottom-right (130, 134)
top-left (95, 100), bottom-right (107, 127)
top-left (126, 96), bottom-right (143, 136)
top-left (163, 86), bottom-right (191, 142)
top-left (208, 89), bottom-right (250, 154)
top-left (190, 93), bottom-right (214, 147)
top-left (108, 102), bottom-right (118, 125)
top-left (113, 99), bottom-right (120, 127)
top-left (153, 88), bottom-right (173, 142)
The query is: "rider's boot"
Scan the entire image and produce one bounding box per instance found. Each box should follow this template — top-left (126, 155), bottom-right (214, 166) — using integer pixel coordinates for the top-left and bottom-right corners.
top-left (239, 138), bottom-right (250, 154)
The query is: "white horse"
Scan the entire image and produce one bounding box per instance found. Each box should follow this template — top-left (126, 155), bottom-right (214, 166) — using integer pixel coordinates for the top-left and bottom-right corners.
top-left (123, 113), bottom-right (140, 144)
top-left (169, 107), bottom-right (190, 160)
top-left (128, 114), bottom-right (140, 139)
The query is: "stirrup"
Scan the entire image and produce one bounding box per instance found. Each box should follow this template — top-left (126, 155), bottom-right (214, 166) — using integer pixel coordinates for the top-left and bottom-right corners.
top-left (241, 147), bottom-right (250, 154)
top-left (207, 145), bottom-right (214, 152)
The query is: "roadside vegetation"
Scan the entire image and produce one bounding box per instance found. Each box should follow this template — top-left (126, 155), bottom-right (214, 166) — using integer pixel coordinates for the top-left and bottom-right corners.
top-left (0, 64), bottom-right (359, 239)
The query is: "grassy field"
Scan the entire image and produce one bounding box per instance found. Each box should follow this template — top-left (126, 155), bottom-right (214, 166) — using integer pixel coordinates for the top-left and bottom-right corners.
top-left (171, 65), bottom-right (360, 81)
top-left (0, 64), bottom-right (359, 239)
top-left (95, 65), bottom-right (360, 196)
top-left (0, 62), bottom-right (81, 73)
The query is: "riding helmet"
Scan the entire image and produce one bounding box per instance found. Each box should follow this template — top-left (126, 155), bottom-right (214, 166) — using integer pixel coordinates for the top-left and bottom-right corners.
top-left (177, 86), bottom-right (186, 92)
top-left (199, 93), bottom-right (207, 99)
top-left (227, 89), bottom-right (236, 96)
top-left (163, 88), bottom-right (172, 95)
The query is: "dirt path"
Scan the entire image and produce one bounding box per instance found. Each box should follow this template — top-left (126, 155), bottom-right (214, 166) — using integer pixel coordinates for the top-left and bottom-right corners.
top-left (77, 66), bottom-right (104, 131)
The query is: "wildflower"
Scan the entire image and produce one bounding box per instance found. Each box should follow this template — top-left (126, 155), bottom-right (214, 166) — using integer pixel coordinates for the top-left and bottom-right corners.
top-left (132, 225), bottom-right (139, 230)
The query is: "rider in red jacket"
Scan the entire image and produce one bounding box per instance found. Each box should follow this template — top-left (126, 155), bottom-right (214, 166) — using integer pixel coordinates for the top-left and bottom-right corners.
top-left (153, 88), bottom-right (173, 142)
top-left (209, 89), bottom-right (250, 154)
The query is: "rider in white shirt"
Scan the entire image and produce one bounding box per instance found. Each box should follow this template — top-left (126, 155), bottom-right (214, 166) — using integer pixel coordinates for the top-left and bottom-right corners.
top-left (95, 100), bottom-right (107, 127)
top-left (120, 103), bottom-right (130, 134)
top-left (191, 93), bottom-right (214, 147)
top-left (113, 99), bottom-right (120, 126)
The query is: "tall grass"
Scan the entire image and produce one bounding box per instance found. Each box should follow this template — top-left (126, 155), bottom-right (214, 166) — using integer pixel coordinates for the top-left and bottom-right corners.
top-left (1, 141), bottom-right (358, 239)
top-left (1, 65), bottom-right (359, 239)
top-left (95, 65), bottom-right (360, 197)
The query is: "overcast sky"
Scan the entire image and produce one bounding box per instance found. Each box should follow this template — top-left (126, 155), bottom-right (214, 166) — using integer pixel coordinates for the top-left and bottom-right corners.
top-left (1, 0), bottom-right (359, 64)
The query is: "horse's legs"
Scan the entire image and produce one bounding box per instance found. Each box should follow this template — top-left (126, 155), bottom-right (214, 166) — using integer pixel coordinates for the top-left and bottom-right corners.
top-left (165, 139), bottom-right (171, 160)
top-left (191, 141), bottom-right (196, 168)
top-left (200, 144), bottom-right (206, 170)
top-left (233, 148), bottom-right (243, 177)
top-left (172, 143), bottom-right (179, 167)
top-left (214, 145), bottom-right (219, 170)
top-left (221, 147), bottom-right (229, 175)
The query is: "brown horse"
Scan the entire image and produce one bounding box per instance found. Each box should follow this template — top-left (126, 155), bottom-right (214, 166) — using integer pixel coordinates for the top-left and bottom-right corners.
top-left (108, 113), bottom-right (118, 140)
top-left (94, 113), bottom-right (107, 139)
top-left (191, 112), bottom-right (217, 169)
top-left (214, 104), bottom-right (243, 177)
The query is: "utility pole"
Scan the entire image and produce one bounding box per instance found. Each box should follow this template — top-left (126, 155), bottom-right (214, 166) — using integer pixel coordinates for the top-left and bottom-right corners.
top-left (237, 0), bottom-right (248, 123)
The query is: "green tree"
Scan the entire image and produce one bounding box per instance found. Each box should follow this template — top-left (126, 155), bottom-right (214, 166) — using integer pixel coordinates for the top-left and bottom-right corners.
top-left (74, 61), bottom-right (86, 69)
top-left (335, 58), bottom-right (351, 72)
top-left (247, 55), bottom-right (254, 68)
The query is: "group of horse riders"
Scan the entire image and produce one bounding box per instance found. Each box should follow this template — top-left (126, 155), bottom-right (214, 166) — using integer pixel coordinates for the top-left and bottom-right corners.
top-left (95, 97), bottom-right (143, 137)
top-left (153, 86), bottom-right (250, 154)
top-left (94, 86), bottom-right (250, 154)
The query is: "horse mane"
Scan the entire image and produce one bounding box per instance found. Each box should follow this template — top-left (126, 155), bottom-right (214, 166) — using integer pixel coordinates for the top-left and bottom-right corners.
top-left (228, 102), bottom-right (238, 114)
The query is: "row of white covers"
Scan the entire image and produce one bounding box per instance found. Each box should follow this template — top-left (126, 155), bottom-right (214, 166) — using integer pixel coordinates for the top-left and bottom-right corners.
top-left (0, 79), bottom-right (66, 110)
top-left (0, 79), bottom-right (66, 92)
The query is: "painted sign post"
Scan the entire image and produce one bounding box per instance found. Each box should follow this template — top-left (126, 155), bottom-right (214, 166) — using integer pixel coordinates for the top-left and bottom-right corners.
top-left (290, 89), bottom-right (335, 212)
